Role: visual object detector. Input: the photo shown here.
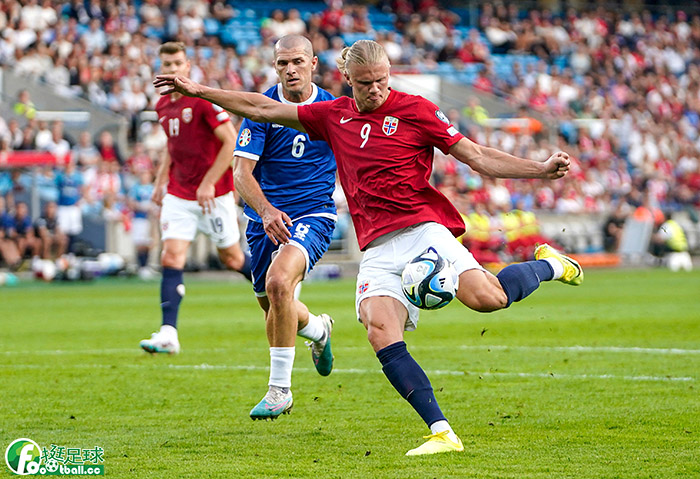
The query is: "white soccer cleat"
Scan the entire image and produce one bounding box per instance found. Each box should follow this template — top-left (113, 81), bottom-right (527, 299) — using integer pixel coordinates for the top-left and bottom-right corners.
top-left (138, 267), bottom-right (157, 280)
top-left (140, 328), bottom-right (180, 354)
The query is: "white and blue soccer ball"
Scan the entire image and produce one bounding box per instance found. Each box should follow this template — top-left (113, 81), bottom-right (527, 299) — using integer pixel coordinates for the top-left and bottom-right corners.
top-left (401, 247), bottom-right (459, 310)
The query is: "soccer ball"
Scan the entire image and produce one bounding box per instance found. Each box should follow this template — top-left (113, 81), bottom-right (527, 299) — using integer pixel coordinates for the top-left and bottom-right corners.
top-left (401, 247), bottom-right (459, 310)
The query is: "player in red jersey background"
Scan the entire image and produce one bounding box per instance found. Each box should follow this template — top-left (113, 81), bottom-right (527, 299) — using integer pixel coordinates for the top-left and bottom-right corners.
top-left (154, 40), bottom-right (583, 456)
top-left (140, 42), bottom-right (251, 355)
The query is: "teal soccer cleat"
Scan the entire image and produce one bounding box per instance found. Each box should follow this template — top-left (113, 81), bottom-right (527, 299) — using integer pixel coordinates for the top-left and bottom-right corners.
top-left (308, 314), bottom-right (334, 376)
top-left (249, 387), bottom-right (293, 421)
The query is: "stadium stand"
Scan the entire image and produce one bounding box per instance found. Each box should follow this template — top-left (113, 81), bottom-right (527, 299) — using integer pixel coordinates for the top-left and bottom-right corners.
top-left (0, 0), bottom-right (698, 273)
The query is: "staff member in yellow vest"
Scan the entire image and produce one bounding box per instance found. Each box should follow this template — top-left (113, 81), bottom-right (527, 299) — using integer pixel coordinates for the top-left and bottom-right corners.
top-left (652, 212), bottom-right (692, 271)
top-left (500, 206), bottom-right (525, 261)
top-left (517, 207), bottom-right (565, 256)
top-left (464, 203), bottom-right (502, 264)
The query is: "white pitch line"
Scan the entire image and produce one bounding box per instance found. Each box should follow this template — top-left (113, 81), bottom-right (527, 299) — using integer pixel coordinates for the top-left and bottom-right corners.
top-left (3, 345), bottom-right (700, 355)
top-left (0, 363), bottom-right (693, 382)
top-left (451, 345), bottom-right (700, 355)
top-left (0, 348), bottom-right (230, 355)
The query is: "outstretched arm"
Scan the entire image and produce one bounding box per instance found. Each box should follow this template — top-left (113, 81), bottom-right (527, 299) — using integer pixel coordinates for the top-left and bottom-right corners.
top-left (449, 137), bottom-right (570, 179)
top-left (153, 74), bottom-right (306, 132)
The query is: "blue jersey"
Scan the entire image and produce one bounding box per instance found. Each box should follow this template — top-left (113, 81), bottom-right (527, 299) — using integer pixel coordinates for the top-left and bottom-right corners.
top-left (234, 83), bottom-right (337, 223)
top-left (1, 211), bottom-right (13, 235)
top-left (11, 215), bottom-right (33, 236)
top-left (128, 183), bottom-right (154, 219)
top-left (55, 170), bottom-right (84, 206)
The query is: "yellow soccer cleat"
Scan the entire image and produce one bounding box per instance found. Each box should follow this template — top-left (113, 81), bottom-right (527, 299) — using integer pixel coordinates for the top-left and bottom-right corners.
top-left (534, 243), bottom-right (584, 286)
top-left (405, 431), bottom-right (464, 456)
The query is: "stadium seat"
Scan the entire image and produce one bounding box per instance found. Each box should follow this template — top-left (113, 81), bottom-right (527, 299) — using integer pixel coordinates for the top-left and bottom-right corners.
top-left (341, 32), bottom-right (376, 44)
top-left (204, 18), bottom-right (221, 36)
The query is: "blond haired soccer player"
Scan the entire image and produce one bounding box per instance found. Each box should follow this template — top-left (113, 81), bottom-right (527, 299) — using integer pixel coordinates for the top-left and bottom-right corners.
top-left (140, 42), bottom-right (252, 355)
top-left (233, 35), bottom-right (337, 420)
top-left (154, 40), bottom-right (583, 456)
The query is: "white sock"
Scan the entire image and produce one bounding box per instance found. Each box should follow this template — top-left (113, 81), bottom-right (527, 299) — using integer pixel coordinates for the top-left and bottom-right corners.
top-left (269, 347), bottom-right (295, 388)
top-left (430, 420), bottom-right (459, 443)
top-left (159, 324), bottom-right (178, 339)
top-left (543, 257), bottom-right (564, 280)
top-left (297, 313), bottom-right (325, 342)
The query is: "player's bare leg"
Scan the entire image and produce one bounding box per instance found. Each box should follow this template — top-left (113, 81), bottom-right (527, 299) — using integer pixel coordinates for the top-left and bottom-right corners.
top-left (360, 296), bottom-right (463, 456)
top-left (217, 243), bottom-right (252, 280)
top-left (140, 238), bottom-right (189, 354)
top-left (250, 245), bottom-right (333, 420)
top-left (455, 269), bottom-right (508, 312)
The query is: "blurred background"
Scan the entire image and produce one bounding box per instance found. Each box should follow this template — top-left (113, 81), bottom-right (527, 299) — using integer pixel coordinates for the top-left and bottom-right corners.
top-left (1, 0), bottom-right (698, 285)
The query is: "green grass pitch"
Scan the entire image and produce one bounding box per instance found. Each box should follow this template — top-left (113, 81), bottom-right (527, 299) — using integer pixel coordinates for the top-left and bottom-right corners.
top-left (1, 268), bottom-right (699, 478)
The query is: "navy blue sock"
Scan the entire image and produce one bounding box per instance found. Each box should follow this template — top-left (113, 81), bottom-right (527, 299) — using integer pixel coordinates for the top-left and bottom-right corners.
top-left (137, 251), bottom-right (148, 268)
top-left (238, 252), bottom-right (252, 282)
top-left (376, 341), bottom-right (446, 428)
top-left (497, 260), bottom-right (554, 308)
top-left (161, 267), bottom-right (184, 328)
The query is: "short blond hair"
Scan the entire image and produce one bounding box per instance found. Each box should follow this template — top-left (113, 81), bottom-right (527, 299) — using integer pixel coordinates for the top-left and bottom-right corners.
top-left (336, 40), bottom-right (390, 76)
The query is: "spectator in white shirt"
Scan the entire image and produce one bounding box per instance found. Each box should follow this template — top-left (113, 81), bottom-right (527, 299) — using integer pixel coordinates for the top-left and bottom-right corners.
top-left (82, 18), bottom-right (107, 54)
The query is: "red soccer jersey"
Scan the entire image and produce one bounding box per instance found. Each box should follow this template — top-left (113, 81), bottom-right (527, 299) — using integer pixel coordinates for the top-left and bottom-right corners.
top-left (298, 89), bottom-right (466, 250)
top-left (156, 95), bottom-right (232, 200)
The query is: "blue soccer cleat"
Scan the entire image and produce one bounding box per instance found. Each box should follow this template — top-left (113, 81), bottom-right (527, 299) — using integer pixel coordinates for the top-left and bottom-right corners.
top-left (249, 387), bottom-right (293, 420)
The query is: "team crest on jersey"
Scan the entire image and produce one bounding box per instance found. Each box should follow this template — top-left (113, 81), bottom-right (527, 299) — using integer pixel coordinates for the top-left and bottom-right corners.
top-left (182, 107), bottom-right (193, 123)
top-left (238, 128), bottom-right (251, 147)
top-left (435, 109), bottom-right (449, 124)
top-left (382, 116), bottom-right (399, 136)
top-left (358, 280), bottom-right (370, 295)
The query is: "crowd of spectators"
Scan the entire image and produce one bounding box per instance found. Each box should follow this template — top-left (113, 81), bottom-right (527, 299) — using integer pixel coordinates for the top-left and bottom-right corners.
top-left (1, 0), bottom-right (700, 268)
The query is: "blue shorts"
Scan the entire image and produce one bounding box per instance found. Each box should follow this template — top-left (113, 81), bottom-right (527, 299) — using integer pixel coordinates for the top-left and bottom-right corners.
top-left (246, 215), bottom-right (336, 295)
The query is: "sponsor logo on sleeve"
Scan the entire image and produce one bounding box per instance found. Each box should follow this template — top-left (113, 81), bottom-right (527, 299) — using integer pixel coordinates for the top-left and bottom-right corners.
top-left (435, 109), bottom-right (449, 124)
top-left (238, 128), bottom-right (252, 147)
